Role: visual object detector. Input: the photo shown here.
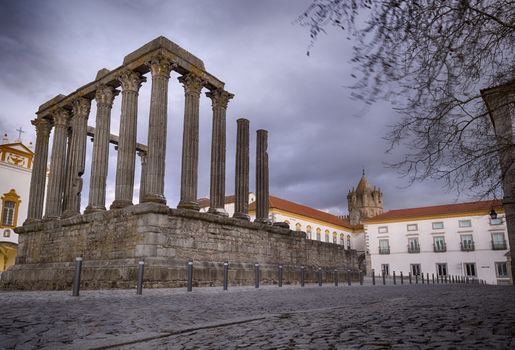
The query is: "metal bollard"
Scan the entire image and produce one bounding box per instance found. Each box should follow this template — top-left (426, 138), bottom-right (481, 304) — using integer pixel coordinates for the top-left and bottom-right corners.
top-left (359, 271), bottom-right (363, 285)
top-left (372, 269), bottom-right (376, 285)
top-left (415, 273), bottom-right (418, 284)
top-left (427, 273), bottom-right (429, 284)
top-left (223, 261), bottom-right (229, 290)
top-left (334, 269), bottom-right (338, 287)
top-left (409, 272), bottom-right (412, 284)
top-left (255, 263), bottom-right (260, 288)
top-left (318, 268), bottom-right (322, 287)
top-left (382, 271), bottom-right (386, 285)
top-left (278, 265), bottom-right (283, 287)
top-left (186, 260), bottom-right (193, 292)
top-left (400, 271), bottom-right (404, 284)
top-left (393, 271), bottom-right (396, 285)
top-left (347, 269), bottom-right (351, 286)
top-left (300, 266), bottom-right (305, 287)
top-left (72, 257), bottom-right (83, 297)
top-left (136, 261), bottom-right (145, 295)
top-left (421, 273), bottom-right (424, 284)
top-left (432, 273), bottom-right (435, 284)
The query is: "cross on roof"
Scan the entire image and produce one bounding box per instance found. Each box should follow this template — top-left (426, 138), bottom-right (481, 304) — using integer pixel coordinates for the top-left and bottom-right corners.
top-left (16, 127), bottom-right (24, 141)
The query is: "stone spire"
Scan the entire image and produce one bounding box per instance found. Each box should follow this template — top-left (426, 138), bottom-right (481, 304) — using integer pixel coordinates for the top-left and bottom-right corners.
top-left (347, 171), bottom-right (383, 225)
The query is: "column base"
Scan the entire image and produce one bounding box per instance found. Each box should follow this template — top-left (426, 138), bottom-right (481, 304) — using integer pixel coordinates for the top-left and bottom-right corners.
top-left (233, 212), bottom-right (250, 221)
top-left (110, 200), bottom-right (133, 209)
top-left (208, 207), bottom-right (229, 216)
top-left (23, 218), bottom-right (42, 226)
top-left (84, 205), bottom-right (106, 214)
top-left (255, 218), bottom-right (272, 225)
top-left (61, 210), bottom-right (81, 219)
top-left (177, 200), bottom-right (200, 211)
top-left (142, 193), bottom-right (167, 205)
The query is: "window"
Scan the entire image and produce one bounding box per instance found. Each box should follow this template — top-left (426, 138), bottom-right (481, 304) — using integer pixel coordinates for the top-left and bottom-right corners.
top-left (436, 263), bottom-right (447, 276)
top-left (490, 217), bottom-right (503, 225)
top-left (378, 226), bottom-right (388, 233)
top-left (491, 232), bottom-right (507, 250)
top-left (1, 189), bottom-right (20, 228)
top-left (295, 223), bottom-right (301, 232)
top-left (347, 235), bottom-right (351, 249)
top-left (495, 262), bottom-right (508, 278)
top-left (332, 232), bottom-right (337, 244)
top-left (460, 235), bottom-right (474, 251)
top-left (433, 236), bottom-right (446, 252)
top-left (3, 229), bottom-right (10, 237)
top-left (316, 228), bottom-right (321, 241)
top-left (411, 264), bottom-right (421, 276)
top-left (379, 239), bottom-right (390, 254)
top-left (464, 263), bottom-right (476, 277)
top-left (340, 233), bottom-right (345, 245)
top-left (459, 220), bottom-right (471, 228)
top-left (407, 224), bottom-right (418, 231)
top-left (432, 222), bottom-right (444, 230)
top-left (408, 238), bottom-right (420, 253)
top-left (306, 226), bottom-right (312, 239)
top-left (381, 264), bottom-right (390, 275)
top-left (325, 230), bottom-right (330, 243)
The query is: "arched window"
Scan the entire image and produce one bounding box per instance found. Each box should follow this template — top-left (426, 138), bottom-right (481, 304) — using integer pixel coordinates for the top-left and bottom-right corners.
top-left (347, 235), bottom-right (351, 249)
top-left (324, 229), bottom-right (330, 242)
top-left (340, 233), bottom-right (345, 245)
top-left (295, 223), bottom-right (301, 232)
top-left (316, 227), bottom-right (321, 241)
top-left (333, 232), bottom-right (337, 244)
top-left (307, 225), bottom-right (312, 239)
top-left (284, 220), bottom-right (290, 228)
top-left (1, 189), bottom-right (20, 228)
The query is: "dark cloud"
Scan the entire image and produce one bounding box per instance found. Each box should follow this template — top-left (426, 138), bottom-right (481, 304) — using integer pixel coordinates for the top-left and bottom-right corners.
top-left (0, 0), bottom-right (465, 215)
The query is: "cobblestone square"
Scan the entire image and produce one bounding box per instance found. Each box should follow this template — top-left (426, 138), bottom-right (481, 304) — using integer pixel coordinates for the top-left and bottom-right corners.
top-left (1, 283), bottom-right (514, 349)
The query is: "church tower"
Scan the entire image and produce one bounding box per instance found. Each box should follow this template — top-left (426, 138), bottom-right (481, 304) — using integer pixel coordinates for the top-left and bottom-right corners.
top-left (347, 170), bottom-right (383, 225)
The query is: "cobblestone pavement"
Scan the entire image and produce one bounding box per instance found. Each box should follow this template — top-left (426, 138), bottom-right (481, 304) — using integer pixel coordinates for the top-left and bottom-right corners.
top-left (1, 282), bottom-right (514, 349)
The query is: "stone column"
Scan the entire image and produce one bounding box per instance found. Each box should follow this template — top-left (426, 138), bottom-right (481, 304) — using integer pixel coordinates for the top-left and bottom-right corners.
top-left (255, 129), bottom-right (270, 224)
top-left (233, 118), bottom-right (250, 220)
top-left (45, 108), bottom-right (70, 218)
top-left (25, 118), bottom-right (52, 223)
top-left (206, 89), bottom-right (234, 216)
top-left (62, 98), bottom-right (91, 217)
top-left (138, 151), bottom-right (147, 204)
top-left (142, 55), bottom-right (174, 204)
top-left (178, 73), bottom-right (204, 210)
top-left (85, 86), bottom-right (117, 213)
top-left (111, 70), bottom-right (146, 209)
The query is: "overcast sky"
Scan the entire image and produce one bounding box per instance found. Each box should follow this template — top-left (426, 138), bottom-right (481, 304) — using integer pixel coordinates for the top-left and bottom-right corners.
top-left (0, 0), bottom-right (469, 215)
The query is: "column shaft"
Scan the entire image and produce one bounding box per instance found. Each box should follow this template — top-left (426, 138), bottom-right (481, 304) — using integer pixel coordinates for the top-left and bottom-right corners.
top-left (142, 56), bottom-right (173, 204)
top-left (25, 118), bottom-right (52, 223)
top-left (206, 89), bottom-right (234, 216)
top-left (62, 98), bottom-right (91, 217)
top-left (111, 70), bottom-right (145, 209)
top-left (138, 151), bottom-right (147, 203)
top-left (255, 129), bottom-right (270, 223)
top-left (233, 118), bottom-right (250, 220)
top-left (178, 73), bottom-right (203, 210)
top-left (86, 86), bottom-right (117, 213)
top-left (45, 108), bottom-right (70, 218)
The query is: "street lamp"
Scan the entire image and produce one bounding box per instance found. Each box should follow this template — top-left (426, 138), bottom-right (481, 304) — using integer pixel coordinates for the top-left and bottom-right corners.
top-left (490, 208), bottom-right (498, 220)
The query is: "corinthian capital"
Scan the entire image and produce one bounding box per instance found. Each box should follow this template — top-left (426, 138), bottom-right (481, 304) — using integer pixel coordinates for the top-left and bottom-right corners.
top-left (147, 54), bottom-right (176, 79)
top-left (72, 97), bottom-right (91, 119)
top-left (95, 85), bottom-right (118, 108)
top-left (178, 73), bottom-right (204, 96)
top-left (52, 108), bottom-right (70, 127)
top-left (31, 118), bottom-right (52, 137)
top-left (206, 89), bottom-right (234, 110)
top-left (118, 70), bottom-right (146, 92)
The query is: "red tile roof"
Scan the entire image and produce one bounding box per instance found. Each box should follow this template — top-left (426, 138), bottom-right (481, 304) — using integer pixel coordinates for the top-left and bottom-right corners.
top-left (365, 199), bottom-right (502, 223)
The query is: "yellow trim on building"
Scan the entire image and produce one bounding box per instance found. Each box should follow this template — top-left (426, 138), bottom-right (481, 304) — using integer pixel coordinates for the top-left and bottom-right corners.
top-left (365, 209), bottom-right (505, 224)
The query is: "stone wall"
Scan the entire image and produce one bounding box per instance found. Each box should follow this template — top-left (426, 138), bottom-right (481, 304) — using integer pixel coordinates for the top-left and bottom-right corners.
top-left (1, 203), bottom-right (359, 290)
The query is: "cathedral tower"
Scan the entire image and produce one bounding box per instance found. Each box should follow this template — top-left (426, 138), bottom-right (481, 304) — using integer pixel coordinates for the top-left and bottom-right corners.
top-left (347, 170), bottom-right (383, 225)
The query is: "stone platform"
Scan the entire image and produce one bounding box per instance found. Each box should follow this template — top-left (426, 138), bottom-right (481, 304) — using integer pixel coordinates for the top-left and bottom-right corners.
top-left (1, 203), bottom-right (358, 290)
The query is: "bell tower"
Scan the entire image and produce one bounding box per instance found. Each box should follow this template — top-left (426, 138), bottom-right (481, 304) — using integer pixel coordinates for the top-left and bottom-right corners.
top-left (347, 170), bottom-right (383, 225)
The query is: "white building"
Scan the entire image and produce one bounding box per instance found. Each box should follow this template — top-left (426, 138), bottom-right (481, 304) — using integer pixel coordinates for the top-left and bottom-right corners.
top-left (364, 200), bottom-right (512, 285)
top-left (0, 134), bottom-right (34, 272)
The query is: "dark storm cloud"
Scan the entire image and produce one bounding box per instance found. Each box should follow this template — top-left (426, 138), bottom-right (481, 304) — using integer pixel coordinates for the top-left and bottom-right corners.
top-left (0, 0), bottom-right (463, 215)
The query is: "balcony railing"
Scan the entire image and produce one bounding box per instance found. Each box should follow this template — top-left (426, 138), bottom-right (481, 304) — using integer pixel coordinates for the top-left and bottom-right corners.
top-left (433, 243), bottom-right (447, 252)
top-left (492, 240), bottom-right (507, 250)
top-left (460, 241), bottom-right (475, 252)
top-left (379, 247), bottom-right (390, 255)
top-left (407, 245), bottom-right (420, 253)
